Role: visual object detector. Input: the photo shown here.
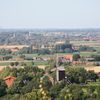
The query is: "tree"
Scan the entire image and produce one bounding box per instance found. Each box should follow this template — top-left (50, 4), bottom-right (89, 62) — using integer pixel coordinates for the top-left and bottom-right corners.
top-left (7, 66), bottom-right (44, 95)
top-left (15, 62), bottom-right (19, 66)
top-left (7, 74), bottom-right (33, 94)
top-left (78, 46), bottom-right (96, 52)
top-left (10, 62), bottom-right (14, 66)
top-left (87, 71), bottom-right (98, 82)
top-left (17, 47), bottom-right (33, 54)
top-left (0, 48), bottom-right (12, 55)
top-left (20, 89), bottom-right (51, 100)
top-left (58, 84), bottom-right (84, 100)
top-left (50, 81), bottom-right (66, 99)
top-left (73, 54), bottom-right (80, 61)
top-left (0, 67), bottom-right (12, 79)
top-left (0, 79), bottom-right (7, 97)
top-left (42, 76), bottom-right (53, 91)
top-left (65, 67), bottom-right (88, 84)
top-left (55, 43), bottom-right (73, 53)
top-left (92, 55), bottom-right (100, 61)
top-left (38, 49), bottom-right (51, 55)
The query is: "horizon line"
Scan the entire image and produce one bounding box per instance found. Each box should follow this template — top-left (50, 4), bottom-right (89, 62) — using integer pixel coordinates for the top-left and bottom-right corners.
top-left (0, 27), bottom-right (100, 30)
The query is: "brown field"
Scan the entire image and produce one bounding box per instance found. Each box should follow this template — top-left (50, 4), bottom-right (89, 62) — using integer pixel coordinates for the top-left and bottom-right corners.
top-left (0, 66), bottom-right (13, 71)
top-left (85, 66), bottom-right (100, 73)
top-left (0, 45), bottom-right (29, 49)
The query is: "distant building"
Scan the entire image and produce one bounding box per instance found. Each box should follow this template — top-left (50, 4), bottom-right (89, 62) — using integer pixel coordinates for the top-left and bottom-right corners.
top-left (58, 54), bottom-right (73, 63)
top-left (3, 76), bottom-right (16, 87)
top-left (65, 54), bottom-right (73, 62)
top-left (55, 41), bottom-right (65, 45)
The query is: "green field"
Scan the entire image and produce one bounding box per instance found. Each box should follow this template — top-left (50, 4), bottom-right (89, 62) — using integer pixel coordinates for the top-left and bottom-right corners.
top-left (0, 60), bottom-right (48, 66)
top-left (24, 53), bottom-right (68, 59)
top-left (80, 52), bottom-right (98, 57)
top-left (70, 40), bottom-right (100, 46)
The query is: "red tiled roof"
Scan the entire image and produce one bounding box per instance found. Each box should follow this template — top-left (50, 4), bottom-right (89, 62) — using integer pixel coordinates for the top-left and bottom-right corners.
top-left (65, 54), bottom-right (73, 59)
top-left (3, 76), bottom-right (16, 87)
top-left (4, 76), bottom-right (16, 80)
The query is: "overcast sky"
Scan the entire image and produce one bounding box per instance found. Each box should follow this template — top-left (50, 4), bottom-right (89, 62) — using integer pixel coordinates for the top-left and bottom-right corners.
top-left (0, 0), bottom-right (100, 29)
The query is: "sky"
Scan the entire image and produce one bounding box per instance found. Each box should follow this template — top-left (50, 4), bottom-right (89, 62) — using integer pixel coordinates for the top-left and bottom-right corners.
top-left (0, 0), bottom-right (100, 29)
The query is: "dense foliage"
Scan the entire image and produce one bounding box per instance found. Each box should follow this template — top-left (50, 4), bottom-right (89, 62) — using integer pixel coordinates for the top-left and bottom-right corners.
top-left (0, 66), bottom-right (100, 100)
top-left (92, 55), bottom-right (100, 61)
top-left (0, 49), bottom-right (12, 55)
top-left (55, 43), bottom-right (73, 53)
top-left (78, 46), bottom-right (96, 52)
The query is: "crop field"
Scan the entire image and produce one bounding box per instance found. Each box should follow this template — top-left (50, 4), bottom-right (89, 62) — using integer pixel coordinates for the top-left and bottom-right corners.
top-left (0, 45), bottom-right (29, 49)
top-left (0, 60), bottom-right (48, 66)
top-left (70, 40), bottom-right (100, 56)
top-left (24, 53), bottom-right (66, 59)
top-left (80, 52), bottom-right (98, 57)
top-left (70, 40), bottom-right (100, 47)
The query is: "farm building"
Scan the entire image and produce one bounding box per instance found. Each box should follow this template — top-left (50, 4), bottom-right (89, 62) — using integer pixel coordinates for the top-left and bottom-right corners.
top-left (64, 54), bottom-right (73, 62)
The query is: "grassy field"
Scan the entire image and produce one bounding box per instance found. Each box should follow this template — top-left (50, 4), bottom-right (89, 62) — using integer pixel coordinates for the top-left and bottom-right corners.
top-left (24, 53), bottom-right (68, 60)
top-left (70, 40), bottom-right (100, 47)
top-left (80, 52), bottom-right (98, 57)
top-left (0, 60), bottom-right (48, 66)
top-left (34, 61), bottom-right (48, 66)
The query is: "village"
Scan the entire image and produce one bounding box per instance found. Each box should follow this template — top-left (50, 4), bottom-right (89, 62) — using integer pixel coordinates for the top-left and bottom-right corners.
top-left (0, 30), bottom-right (100, 100)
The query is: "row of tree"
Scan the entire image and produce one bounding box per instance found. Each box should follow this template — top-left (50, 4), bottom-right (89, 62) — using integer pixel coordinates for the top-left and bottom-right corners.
top-left (16, 42), bottom-right (74, 55)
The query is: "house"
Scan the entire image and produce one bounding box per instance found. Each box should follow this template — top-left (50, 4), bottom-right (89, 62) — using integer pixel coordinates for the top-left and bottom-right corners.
top-left (3, 76), bottom-right (16, 87)
top-left (58, 57), bottom-right (67, 63)
top-left (58, 54), bottom-right (73, 63)
top-left (64, 54), bottom-right (73, 62)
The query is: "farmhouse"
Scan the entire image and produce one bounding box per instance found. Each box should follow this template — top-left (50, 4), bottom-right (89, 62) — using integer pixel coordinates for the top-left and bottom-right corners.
top-left (64, 54), bottom-right (73, 62)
